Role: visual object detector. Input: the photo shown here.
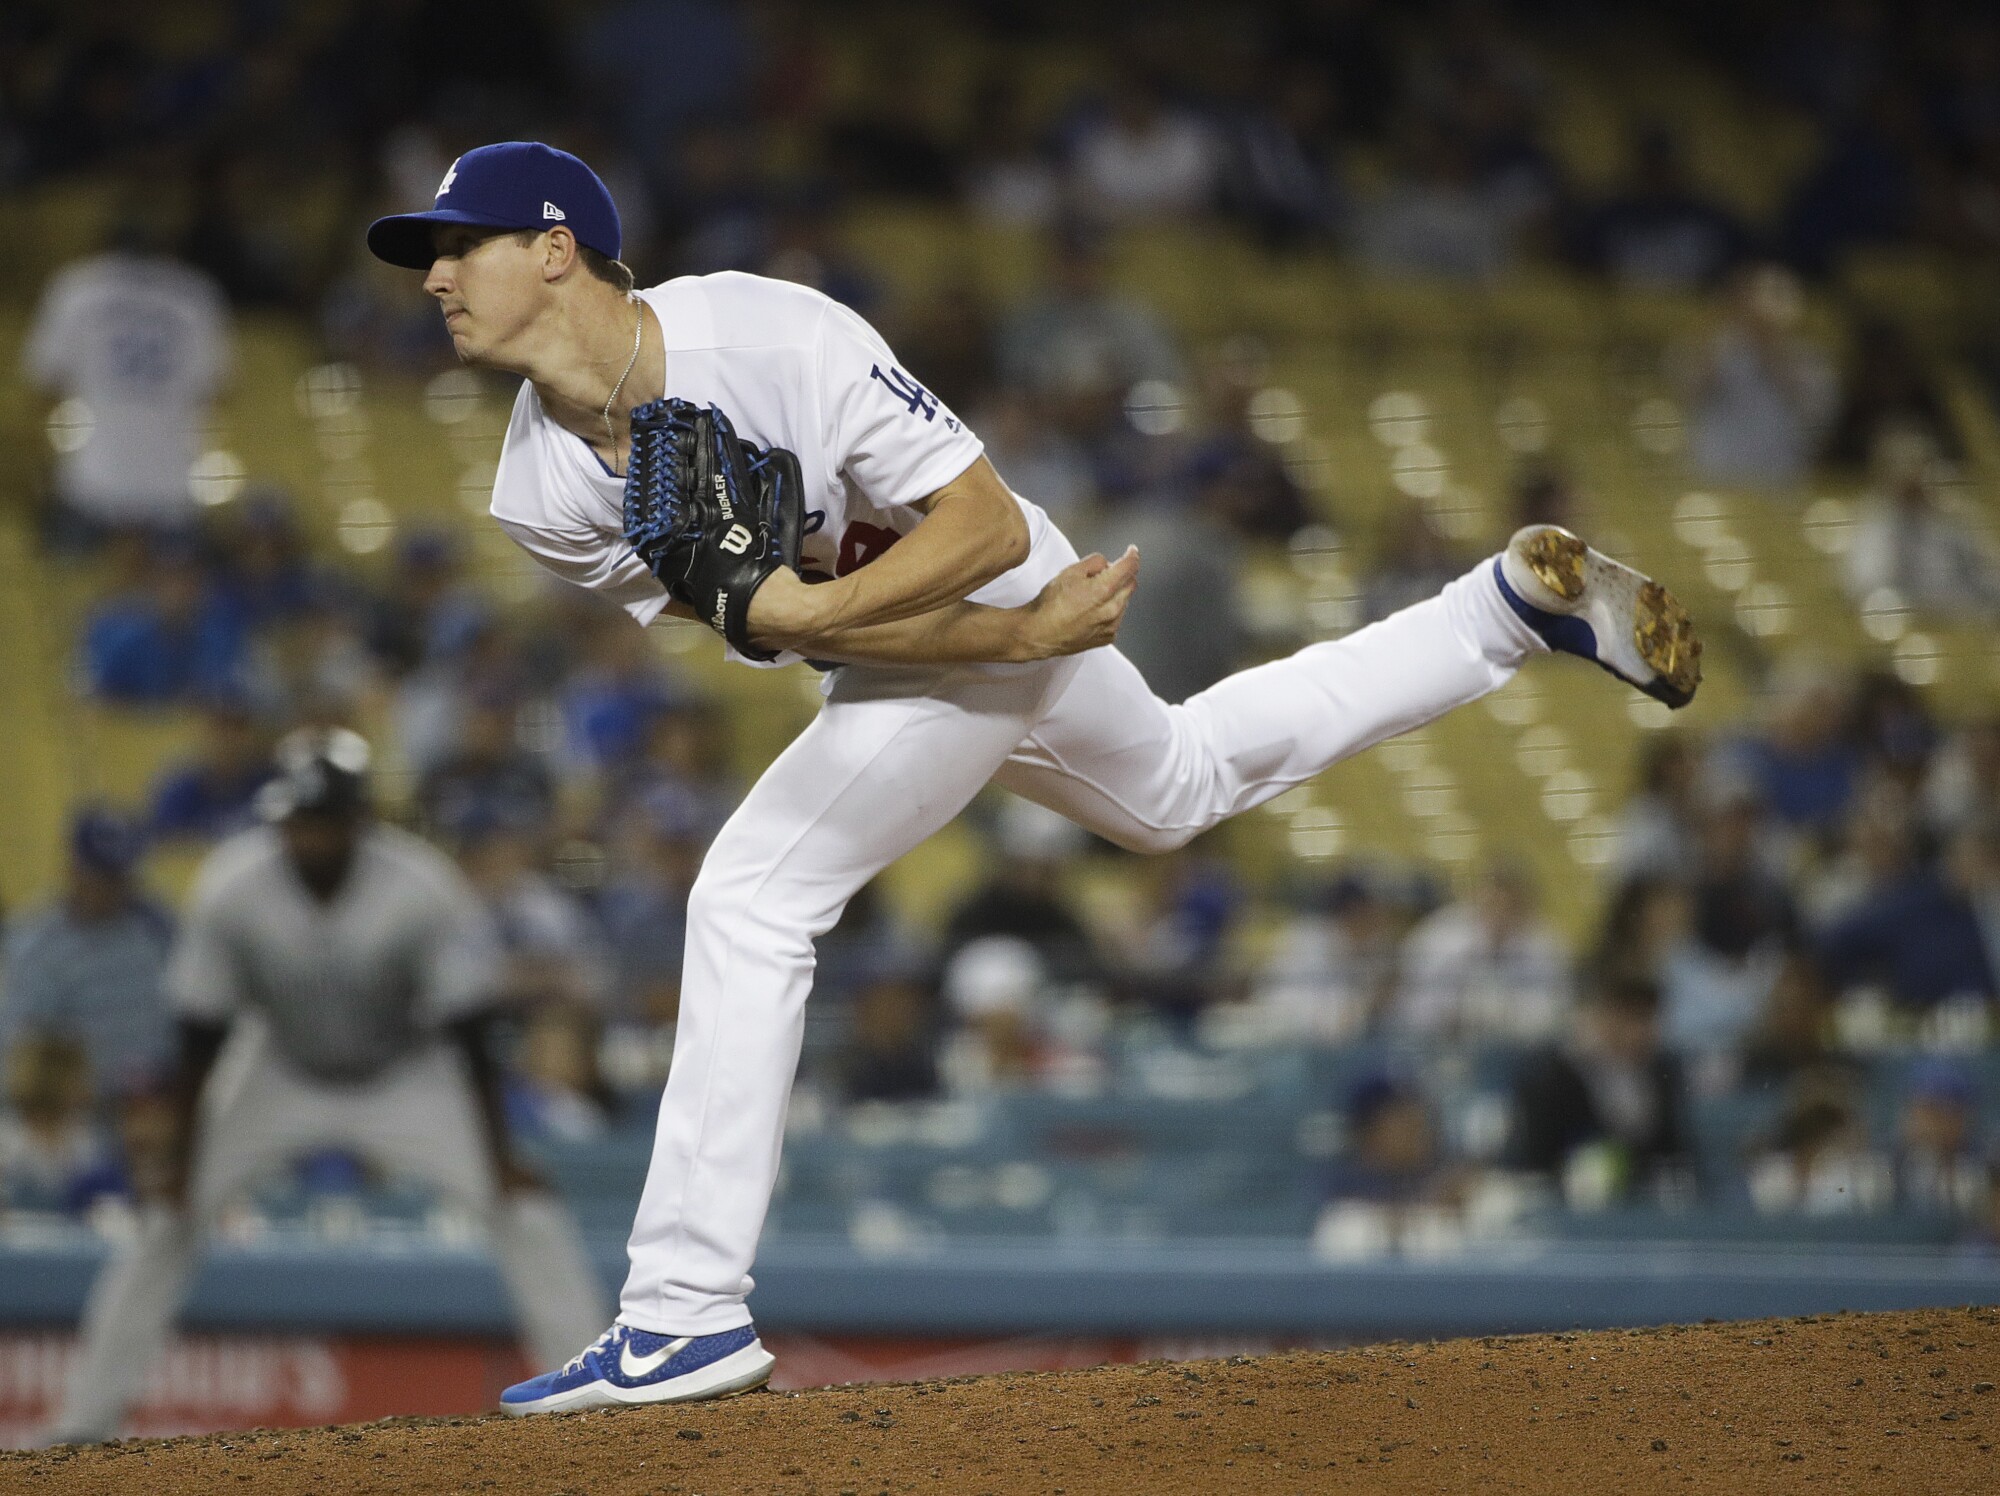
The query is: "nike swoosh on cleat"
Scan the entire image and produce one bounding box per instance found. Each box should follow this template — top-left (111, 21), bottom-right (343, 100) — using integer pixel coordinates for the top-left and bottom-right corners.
top-left (619, 1336), bottom-right (691, 1380)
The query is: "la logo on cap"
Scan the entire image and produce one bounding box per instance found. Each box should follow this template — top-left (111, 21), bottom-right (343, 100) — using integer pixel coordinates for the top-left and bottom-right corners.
top-left (543, 201), bottom-right (566, 221)
top-left (438, 160), bottom-right (459, 196)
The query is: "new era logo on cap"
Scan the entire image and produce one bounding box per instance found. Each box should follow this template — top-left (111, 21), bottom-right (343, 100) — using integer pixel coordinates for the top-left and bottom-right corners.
top-left (543, 201), bottom-right (565, 221)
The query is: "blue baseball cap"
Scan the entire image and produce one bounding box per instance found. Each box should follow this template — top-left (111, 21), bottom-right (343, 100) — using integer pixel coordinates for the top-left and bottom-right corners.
top-left (367, 142), bottom-right (621, 270)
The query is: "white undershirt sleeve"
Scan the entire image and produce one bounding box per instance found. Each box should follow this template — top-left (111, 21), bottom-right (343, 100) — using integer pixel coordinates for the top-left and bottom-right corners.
top-left (493, 513), bottom-right (673, 627)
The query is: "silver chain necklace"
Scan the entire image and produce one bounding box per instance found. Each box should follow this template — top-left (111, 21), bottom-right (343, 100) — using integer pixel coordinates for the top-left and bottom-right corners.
top-left (601, 299), bottom-right (644, 453)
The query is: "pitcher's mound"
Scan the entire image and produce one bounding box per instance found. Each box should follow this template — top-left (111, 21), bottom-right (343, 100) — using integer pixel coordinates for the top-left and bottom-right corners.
top-left (8, 1306), bottom-right (1997, 1494)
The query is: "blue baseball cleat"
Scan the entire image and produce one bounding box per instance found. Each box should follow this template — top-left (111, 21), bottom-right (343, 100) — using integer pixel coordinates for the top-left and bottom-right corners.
top-left (500, 1323), bottom-right (776, 1415)
top-left (1495, 525), bottom-right (1702, 709)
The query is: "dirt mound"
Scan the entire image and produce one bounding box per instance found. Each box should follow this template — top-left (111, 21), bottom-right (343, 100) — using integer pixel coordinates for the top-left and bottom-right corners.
top-left (7, 1307), bottom-right (1996, 1494)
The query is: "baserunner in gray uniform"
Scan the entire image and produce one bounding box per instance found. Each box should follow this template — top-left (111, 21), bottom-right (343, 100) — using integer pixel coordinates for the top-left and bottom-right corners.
top-left (48, 728), bottom-right (607, 1444)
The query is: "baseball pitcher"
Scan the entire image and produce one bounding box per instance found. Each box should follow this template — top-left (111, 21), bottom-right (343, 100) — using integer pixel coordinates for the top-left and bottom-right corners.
top-left (363, 142), bottom-right (1700, 1413)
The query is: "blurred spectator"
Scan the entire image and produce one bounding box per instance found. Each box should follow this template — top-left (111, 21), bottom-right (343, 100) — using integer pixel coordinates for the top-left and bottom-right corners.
top-left (1817, 821), bottom-right (1997, 1012)
top-left (1924, 716), bottom-right (2000, 838)
top-left (1683, 265), bottom-right (1837, 489)
top-left (71, 1081), bottom-right (182, 1212)
top-left (962, 77), bottom-right (1065, 229)
top-left (0, 809), bottom-right (173, 1098)
top-left (321, 230), bottom-right (459, 373)
top-left (757, 188), bottom-right (881, 315)
top-left (1321, 1072), bottom-right (1462, 1209)
top-left (1594, 873), bottom-right (1777, 1072)
top-left (559, 615), bottom-right (682, 775)
top-left (1843, 431), bottom-right (2000, 620)
top-left (1362, 509), bottom-right (1467, 624)
top-left (23, 221), bottom-right (231, 539)
top-left (1610, 732), bottom-right (1703, 881)
top-left (1725, 660), bottom-right (1858, 839)
top-left (942, 799), bottom-right (1101, 987)
top-left (660, 120), bottom-right (772, 274)
top-left (836, 972), bottom-right (943, 1105)
top-left (80, 537), bottom-right (250, 706)
top-left (506, 1004), bottom-right (615, 1143)
top-left (939, 934), bottom-right (1104, 1095)
top-left (1738, 952), bottom-right (1843, 1089)
top-left (1431, 14), bottom-right (1561, 241)
top-left (604, 698), bottom-right (736, 832)
top-left (207, 486), bottom-right (331, 630)
top-left (996, 221), bottom-right (1185, 402)
top-left (146, 690), bottom-right (273, 844)
top-left (1181, 338), bottom-right (1311, 541)
top-left (814, 878), bottom-right (929, 1009)
top-left (260, 586), bottom-right (379, 723)
top-left (1746, 1067), bottom-right (1891, 1215)
top-left (1121, 850), bottom-right (1245, 1023)
top-left (360, 529), bottom-right (471, 679)
top-left (1952, 819), bottom-right (2000, 983)
top-left (939, 935), bottom-right (1051, 1093)
top-left (1781, 87), bottom-right (1922, 274)
top-left (1098, 504), bottom-right (1245, 705)
top-left (1389, 860), bottom-right (1571, 1042)
top-left (1221, 61), bottom-right (1346, 249)
top-left (1821, 321), bottom-right (1960, 470)
top-left (393, 602), bottom-right (522, 777)
top-left (1802, 777), bottom-right (1923, 925)
top-left (1943, 131), bottom-right (2000, 257)
top-left (1892, 1059), bottom-right (1987, 1215)
top-left (1278, 0), bottom-right (1398, 142)
top-left (1353, 115), bottom-right (1513, 281)
top-left (1688, 784), bottom-right (1798, 966)
top-left (1506, 976), bottom-right (1691, 1205)
top-left (1067, 69), bottom-right (1224, 223)
top-left (972, 389), bottom-right (1097, 535)
top-left (890, 277), bottom-right (1001, 416)
top-left (1509, 459), bottom-right (1584, 533)
top-left (598, 785), bottom-right (708, 1028)
top-left (1250, 868), bottom-right (1401, 1043)
top-left (1569, 124), bottom-right (1750, 290)
top-left (457, 818), bottom-right (610, 1013)
top-left (418, 688), bottom-right (557, 845)
top-left (0, 1036), bottom-right (108, 1216)
top-left (573, 0), bottom-right (746, 164)
top-left (1848, 670), bottom-right (1940, 796)
top-left (180, 149), bottom-right (314, 311)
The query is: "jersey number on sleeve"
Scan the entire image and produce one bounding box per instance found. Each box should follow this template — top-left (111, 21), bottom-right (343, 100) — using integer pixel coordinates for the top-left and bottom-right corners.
top-left (869, 364), bottom-right (938, 422)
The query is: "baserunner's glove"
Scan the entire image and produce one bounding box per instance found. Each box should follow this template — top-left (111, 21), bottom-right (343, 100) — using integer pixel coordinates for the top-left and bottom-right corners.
top-left (622, 398), bottom-right (805, 661)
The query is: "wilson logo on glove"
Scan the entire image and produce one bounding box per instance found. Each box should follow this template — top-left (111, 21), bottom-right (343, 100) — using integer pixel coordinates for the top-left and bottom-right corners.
top-left (622, 398), bottom-right (804, 662)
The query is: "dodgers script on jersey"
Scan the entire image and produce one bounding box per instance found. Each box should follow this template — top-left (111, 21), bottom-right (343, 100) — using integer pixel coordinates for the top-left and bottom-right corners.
top-left (489, 271), bottom-right (1070, 660)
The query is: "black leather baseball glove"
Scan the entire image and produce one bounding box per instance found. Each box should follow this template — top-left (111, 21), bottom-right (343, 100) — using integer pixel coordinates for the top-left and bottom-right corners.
top-left (622, 398), bottom-right (805, 661)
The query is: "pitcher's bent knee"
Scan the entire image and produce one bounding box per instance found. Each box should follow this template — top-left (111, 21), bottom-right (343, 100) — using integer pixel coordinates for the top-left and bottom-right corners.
top-left (684, 857), bottom-right (833, 966)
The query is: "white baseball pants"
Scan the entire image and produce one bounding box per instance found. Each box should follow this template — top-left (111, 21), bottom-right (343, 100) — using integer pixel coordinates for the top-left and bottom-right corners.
top-left (619, 556), bottom-right (1544, 1335)
top-left (50, 1024), bottom-right (609, 1443)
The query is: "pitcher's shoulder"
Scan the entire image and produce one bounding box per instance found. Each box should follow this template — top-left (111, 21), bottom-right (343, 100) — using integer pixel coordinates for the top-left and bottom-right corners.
top-left (643, 271), bottom-right (837, 351)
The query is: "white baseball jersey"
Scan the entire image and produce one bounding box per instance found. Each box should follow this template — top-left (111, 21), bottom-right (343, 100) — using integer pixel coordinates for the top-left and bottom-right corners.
top-left (24, 252), bottom-right (231, 524)
top-left (490, 271), bottom-right (1072, 662)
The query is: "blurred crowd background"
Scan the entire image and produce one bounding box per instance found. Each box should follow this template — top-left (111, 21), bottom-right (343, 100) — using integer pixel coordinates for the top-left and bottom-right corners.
top-left (3, 0), bottom-right (2000, 1276)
